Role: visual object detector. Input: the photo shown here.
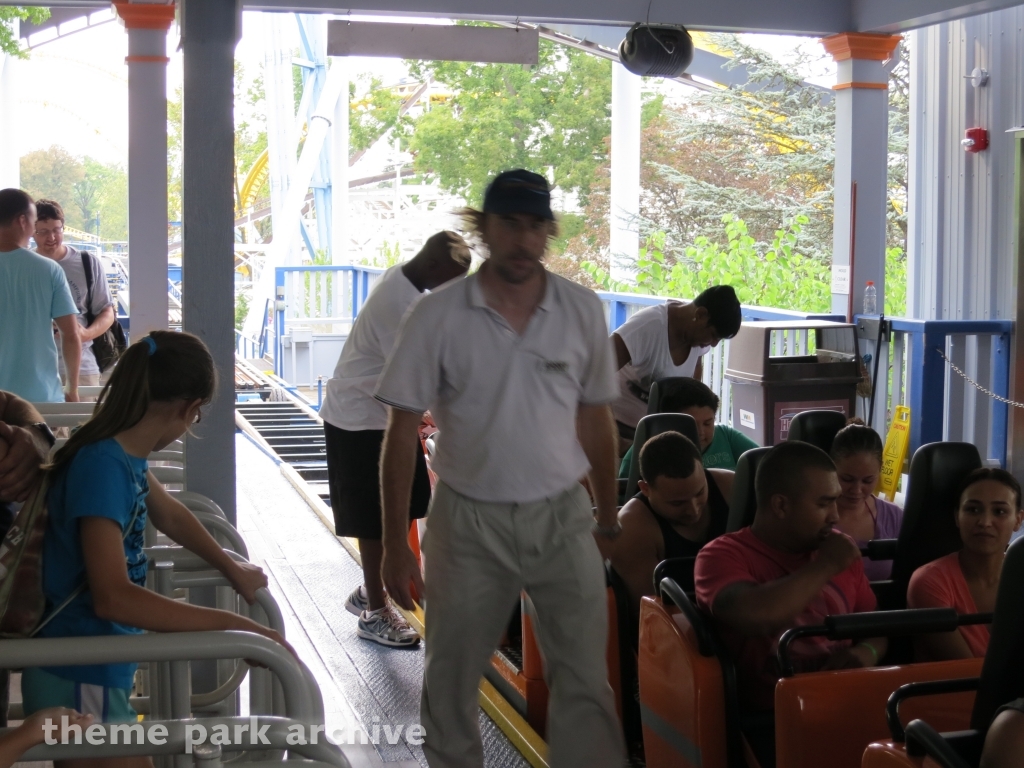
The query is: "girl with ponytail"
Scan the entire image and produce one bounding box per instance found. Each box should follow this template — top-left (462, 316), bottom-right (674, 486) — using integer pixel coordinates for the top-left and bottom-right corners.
top-left (22, 332), bottom-right (293, 748)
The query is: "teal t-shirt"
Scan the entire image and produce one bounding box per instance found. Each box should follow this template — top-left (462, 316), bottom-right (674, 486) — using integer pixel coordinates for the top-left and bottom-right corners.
top-left (701, 425), bottom-right (760, 470)
top-left (38, 439), bottom-right (149, 689)
top-left (0, 248), bottom-right (78, 402)
top-left (619, 423), bottom-right (761, 477)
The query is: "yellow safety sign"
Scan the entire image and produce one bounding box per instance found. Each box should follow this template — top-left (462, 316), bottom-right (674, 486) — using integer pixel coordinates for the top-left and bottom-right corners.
top-left (878, 405), bottom-right (911, 501)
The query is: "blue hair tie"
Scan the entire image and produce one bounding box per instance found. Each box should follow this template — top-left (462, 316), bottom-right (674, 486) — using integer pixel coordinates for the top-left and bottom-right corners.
top-left (144, 337), bottom-right (157, 356)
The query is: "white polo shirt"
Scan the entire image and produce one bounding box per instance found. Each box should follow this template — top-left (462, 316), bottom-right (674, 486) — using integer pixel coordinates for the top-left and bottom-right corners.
top-left (319, 265), bottom-right (423, 431)
top-left (375, 270), bottom-right (618, 504)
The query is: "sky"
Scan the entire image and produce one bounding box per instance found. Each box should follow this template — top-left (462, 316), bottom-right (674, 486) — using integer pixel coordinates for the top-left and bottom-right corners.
top-left (9, 13), bottom-right (837, 169)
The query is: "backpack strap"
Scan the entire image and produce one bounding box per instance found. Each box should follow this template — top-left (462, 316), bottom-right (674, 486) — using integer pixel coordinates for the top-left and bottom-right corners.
top-left (80, 250), bottom-right (96, 325)
top-left (30, 453), bottom-right (146, 637)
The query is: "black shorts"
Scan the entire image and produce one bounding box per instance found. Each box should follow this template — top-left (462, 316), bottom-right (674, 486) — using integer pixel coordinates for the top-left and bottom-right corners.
top-left (324, 422), bottom-right (431, 539)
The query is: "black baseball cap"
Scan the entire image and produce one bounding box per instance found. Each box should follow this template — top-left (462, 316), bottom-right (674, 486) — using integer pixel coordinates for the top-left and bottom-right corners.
top-left (482, 169), bottom-right (554, 221)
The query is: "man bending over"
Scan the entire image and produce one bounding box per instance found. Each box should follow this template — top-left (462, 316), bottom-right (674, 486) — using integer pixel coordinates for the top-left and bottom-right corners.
top-left (694, 441), bottom-right (885, 768)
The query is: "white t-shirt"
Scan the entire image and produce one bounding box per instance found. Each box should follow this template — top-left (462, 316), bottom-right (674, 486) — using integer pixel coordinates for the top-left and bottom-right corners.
top-left (610, 302), bottom-right (711, 429)
top-left (318, 265), bottom-right (423, 431)
top-left (375, 271), bottom-right (619, 504)
top-left (55, 246), bottom-right (113, 376)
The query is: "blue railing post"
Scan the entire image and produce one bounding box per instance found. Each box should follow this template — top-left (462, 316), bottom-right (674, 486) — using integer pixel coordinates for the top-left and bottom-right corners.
top-left (275, 267), bottom-right (286, 379)
top-left (908, 323), bottom-right (947, 453)
top-left (611, 300), bottom-right (628, 331)
top-left (991, 332), bottom-right (1011, 467)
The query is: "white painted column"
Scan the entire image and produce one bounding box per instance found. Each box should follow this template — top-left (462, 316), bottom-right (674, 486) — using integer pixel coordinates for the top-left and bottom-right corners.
top-left (0, 22), bottom-right (20, 190)
top-left (330, 56), bottom-right (349, 265)
top-left (115, 2), bottom-right (175, 336)
top-left (822, 33), bottom-right (901, 318)
top-left (610, 62), bottom-right (641, 285)
top-left (264, 18), bottom-right (296, 261)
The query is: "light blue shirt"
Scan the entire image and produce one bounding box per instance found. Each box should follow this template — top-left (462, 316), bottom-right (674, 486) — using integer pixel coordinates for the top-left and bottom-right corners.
top-left (40, 439), bottom-right (149, 689)
top-left (0, 248), bottom-right (79, 402)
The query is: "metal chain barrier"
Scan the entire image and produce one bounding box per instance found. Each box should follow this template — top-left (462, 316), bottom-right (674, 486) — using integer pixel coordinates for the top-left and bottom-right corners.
top-left (935, 347), bottom-right (1024, 409)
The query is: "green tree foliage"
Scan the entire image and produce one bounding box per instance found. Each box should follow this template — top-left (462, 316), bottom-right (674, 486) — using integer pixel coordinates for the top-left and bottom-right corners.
top-left (349, 75), bottom-right (407, 154)
top-left (20, 147), bottom-right (127, 240)
top-left (641, 36), bottom-right (837, 262)
top-left (568, 35), bottom-right (909, 315)
top-left (585, 216), bottom-right (908, 316)
top-left (406, 38), bottom-right (612, 207)
top-left (0, 7), bottom-right (48, 58)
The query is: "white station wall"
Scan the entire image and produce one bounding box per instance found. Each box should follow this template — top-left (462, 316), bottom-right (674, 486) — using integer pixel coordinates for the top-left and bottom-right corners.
top-left (908, 7), bottom-right (1024, 322)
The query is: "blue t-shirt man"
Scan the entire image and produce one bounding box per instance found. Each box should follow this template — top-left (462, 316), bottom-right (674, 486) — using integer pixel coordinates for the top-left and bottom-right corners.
top-left (0, 247), bottom-right (78, 402)
top-left (37, 439), bottom-right (149, 689)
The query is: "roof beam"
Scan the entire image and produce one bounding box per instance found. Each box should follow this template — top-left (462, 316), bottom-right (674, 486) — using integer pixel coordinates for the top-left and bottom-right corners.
top-left (6, 0), bottom-right (1023, 34)
top-left (852, 0), bottom-right (1024, 31)
top-left (238, 0), bottom-right (853, 36)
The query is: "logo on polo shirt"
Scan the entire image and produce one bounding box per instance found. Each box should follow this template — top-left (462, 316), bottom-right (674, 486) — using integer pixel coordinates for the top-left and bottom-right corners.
top-left (540, 360), bottom-right (570, 374)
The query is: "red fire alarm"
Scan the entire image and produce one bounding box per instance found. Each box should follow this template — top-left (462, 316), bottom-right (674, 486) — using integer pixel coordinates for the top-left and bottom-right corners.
top-left (961, 127), bottom-right (989, 152)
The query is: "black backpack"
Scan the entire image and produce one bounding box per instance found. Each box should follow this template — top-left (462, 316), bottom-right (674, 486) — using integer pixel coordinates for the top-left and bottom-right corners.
top-left (81, 250), bottom-right (128, 373)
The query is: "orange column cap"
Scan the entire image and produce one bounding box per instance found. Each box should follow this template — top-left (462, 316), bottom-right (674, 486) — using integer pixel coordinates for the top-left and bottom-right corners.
top-left (821, 32), bottom-right (902, 62)
top-left (114, 2), bottom-right (176, 31)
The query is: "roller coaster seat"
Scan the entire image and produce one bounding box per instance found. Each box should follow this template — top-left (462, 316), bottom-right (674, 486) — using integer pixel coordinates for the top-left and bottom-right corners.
top-left (508, 566), bottom-right (633, 740)
top-left (624, 412), bottom-right (701, 500)
top-left (646, 377), bottom-right (693, 416)
top-left (786, 409), bottom-right (849, 454)
top-left (727, 447), bottom-right (772, 532)
top-left (640, 579), bottom-right (992, 768)
top-left (886, 442), bottom-right (982, 610)
top-left (862, 537), bottom-right (1024, 768)
top-left (638, 583), bottom-right (740, 768)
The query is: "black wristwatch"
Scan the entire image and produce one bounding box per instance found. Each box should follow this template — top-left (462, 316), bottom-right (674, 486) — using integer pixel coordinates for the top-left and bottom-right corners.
top-left (28, 422), bottom-right (56, 449)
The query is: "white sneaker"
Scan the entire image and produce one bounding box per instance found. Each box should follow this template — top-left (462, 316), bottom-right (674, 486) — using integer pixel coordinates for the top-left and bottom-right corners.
top-left (357, 606), bottom-right (421, 647)
top-left (344, 585), bottom-right (368, 617)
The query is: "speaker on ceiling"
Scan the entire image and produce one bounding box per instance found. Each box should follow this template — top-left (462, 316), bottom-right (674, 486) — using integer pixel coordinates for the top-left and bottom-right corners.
top-left (618, 23), bottom-right (694, 78)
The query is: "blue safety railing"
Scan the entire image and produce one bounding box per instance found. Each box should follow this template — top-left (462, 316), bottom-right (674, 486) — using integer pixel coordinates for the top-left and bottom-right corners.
top-left (859, 317), bottom-right (1013, 466)
top-left (241, 278), bottom-right (1013, 467)
top-left (598, 292), bottom-right (1013, 465)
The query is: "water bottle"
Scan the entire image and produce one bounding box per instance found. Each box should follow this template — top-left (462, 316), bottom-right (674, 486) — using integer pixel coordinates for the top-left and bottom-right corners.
top-left (863, 281), bottom-right (877, 315)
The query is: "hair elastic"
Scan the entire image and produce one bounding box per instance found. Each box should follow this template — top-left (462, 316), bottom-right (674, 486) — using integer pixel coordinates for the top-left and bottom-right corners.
top-left (144, 337), bottom-right (157, 356)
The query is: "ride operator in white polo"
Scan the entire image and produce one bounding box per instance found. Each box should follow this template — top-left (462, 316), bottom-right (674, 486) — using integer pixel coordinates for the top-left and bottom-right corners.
top-left (375, 169), bottom-right (626, 767)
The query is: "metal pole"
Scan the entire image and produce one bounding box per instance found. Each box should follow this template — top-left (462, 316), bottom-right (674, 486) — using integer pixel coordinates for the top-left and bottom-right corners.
top-left (0, 24), bottom-right (20, 190)
top-left (116, 2), bottom-right (175, 336)
top-left (609, 62), bottom-right (641, 285)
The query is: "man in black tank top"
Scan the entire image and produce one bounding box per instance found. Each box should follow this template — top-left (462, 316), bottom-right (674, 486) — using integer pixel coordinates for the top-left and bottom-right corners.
top-left (603, 431), bottom-right (732, 625)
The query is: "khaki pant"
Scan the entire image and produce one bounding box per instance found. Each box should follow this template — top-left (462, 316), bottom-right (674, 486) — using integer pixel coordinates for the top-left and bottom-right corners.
top-left (60, 372), bottom-right (102, 402)
top-left (420, 481), bottom-right (625, 768)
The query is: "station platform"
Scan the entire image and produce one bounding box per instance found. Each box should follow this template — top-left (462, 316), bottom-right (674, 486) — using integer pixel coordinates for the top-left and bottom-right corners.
top-left (235, 432), bottom-right (531, 768)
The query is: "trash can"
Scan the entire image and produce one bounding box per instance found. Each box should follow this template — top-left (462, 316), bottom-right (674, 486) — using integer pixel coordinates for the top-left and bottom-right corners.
top-left (725, 320), bottom-right (861, 445)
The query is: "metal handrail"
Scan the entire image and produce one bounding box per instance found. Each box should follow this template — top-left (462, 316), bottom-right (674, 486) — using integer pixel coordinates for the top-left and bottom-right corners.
top-left (190, 511), bottom-right (249, 559)
top-left (171, 491), bottom-right (229, 519)
top-left (0, 632), bottom-right (321, 721)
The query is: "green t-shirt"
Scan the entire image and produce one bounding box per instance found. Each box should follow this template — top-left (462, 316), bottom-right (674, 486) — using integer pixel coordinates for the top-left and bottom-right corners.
top-left (618, 423), bottom-right (760, 477)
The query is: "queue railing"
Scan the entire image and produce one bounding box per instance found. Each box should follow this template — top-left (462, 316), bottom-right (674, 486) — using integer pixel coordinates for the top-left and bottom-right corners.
top-left (0, 632), bottom-right (346, 766)
top-left (856, 316), bottom-right (1013, 466)
top-left (267, 265), bottom-right (384, 379)
top-left (595, 291), bottom-right (1015, 468)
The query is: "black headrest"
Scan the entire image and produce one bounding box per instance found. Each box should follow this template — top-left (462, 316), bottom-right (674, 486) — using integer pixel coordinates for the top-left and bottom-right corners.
top-left (646, 377), bottom-right (692, 416)
top-left (889, 442), bottom-right (982, 605)
top-left (727, 446), bottom-right (772, 532)
top-left (624, 412), bottom-right (700, 500)
top-left (972, 537), bottom-right (1024, 729)
top-left (653, 556), bottom-right (697, 596)
top-left (787, 410), bottom-right (850, 454)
